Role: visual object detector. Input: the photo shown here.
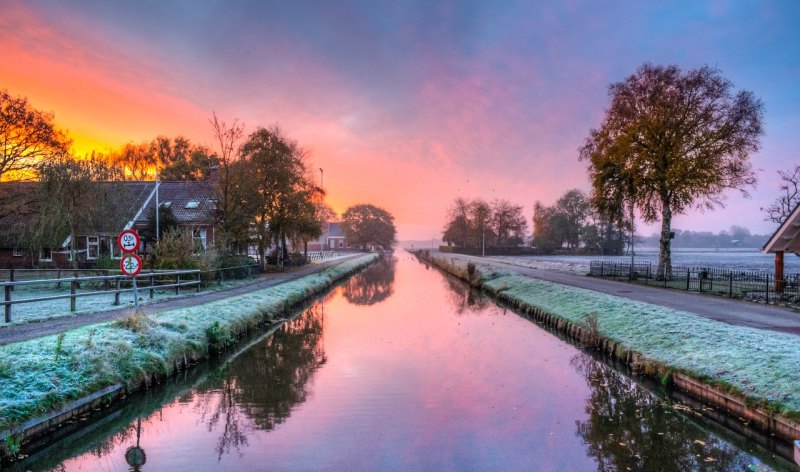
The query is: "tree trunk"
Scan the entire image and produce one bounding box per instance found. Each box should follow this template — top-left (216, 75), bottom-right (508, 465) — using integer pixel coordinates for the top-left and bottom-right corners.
top-left (657, 200), bottom-right (673, 279)
top-left (258, 237), bottom-right (266, 272)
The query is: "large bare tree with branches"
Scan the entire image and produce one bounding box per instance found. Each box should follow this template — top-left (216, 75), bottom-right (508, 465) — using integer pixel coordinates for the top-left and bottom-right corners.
top-left (762, 164), bottom-right (800, 225)
top-left (0, 89), bottom-right (69, 181)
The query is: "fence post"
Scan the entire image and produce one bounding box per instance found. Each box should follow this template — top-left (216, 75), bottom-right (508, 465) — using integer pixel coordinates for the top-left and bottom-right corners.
top-left (4, 285), bottom-right (11, 323)
top-left (766, 275), bottom-right (770, 303)
top-left (104, 270), bottom-right (110, 290)
top-left (8, 268), bottom-right (14, 292)
top-left (114, 278), bottom-right (121, 305)
top-left (57, 269), bottom-right (62, 289)
top-left (686, 268), bottom-right (690, 291)
top-left (729, 273), bottom-right (733, 298)
top-left (175, 273), bottom-right (180, 295)
top-left (196, 271), bottom-right (201, 293)
top-left (70, 278), bottom-right (77, 312)
top-left (149, 272), bottom-right (155, 299)
top-left (600, 261), bottom-right (604, 277)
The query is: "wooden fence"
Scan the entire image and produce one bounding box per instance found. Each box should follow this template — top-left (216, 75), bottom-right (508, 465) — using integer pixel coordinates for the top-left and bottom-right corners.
top-left (1, 270), bottom-right (201, 323)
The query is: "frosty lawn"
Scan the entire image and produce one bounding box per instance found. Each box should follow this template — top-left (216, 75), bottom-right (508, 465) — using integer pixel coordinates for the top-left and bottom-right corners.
top-left (0, 254), bottom-right (377, 431)
top-left (424, 252), bottom-right (800, 416)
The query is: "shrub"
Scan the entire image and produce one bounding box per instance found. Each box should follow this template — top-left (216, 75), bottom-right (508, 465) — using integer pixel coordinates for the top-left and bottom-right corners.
top-left (205, 321), bottom-right (232, 351)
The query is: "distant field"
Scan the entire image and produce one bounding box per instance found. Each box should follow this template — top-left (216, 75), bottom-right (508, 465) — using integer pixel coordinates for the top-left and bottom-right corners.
top-left (491, 248), bottom-right (800, 274)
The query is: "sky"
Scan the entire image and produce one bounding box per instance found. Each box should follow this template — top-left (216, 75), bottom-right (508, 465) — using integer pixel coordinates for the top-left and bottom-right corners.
top-left (1, 0), bottom-right (798, 241)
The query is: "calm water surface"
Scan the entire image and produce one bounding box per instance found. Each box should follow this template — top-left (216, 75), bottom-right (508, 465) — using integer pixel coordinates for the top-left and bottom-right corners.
top-left (17, 254), bottom-right (794, 471)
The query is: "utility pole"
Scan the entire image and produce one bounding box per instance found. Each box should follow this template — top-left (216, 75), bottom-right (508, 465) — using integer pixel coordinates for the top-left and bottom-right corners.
top-left (155, 161), bottom-right (160, 243)
top-left (318, 168), bottom-right (324, 256)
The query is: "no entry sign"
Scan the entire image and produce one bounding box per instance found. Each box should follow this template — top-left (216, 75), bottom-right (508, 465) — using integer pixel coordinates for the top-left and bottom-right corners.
top-left (118, 229), bottom-right (140, 253)
top-left (120, 254), bottom-right (142, 277)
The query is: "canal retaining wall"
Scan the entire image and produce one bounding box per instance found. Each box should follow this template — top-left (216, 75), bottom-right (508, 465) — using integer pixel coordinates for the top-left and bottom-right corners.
top-left (0, 254), bottom-right (379, 463)
top-left (415, 250), bottom-right (800, 446)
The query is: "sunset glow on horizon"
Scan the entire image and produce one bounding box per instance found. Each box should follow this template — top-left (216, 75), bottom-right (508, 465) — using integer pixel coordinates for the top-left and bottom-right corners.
top-left (2, 0), bottom-right (799, 240)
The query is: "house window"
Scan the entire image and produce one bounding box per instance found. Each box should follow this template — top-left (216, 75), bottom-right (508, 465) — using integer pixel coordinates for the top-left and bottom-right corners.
top-left (193, 228), bottom-right (207, 252)
top-left (339, 240), bottom-right (343, 248)
top-left (109, 242), bottom-right (122, 259)
top-left (12, 248), bottom-right (23, 257)
top-left (86, 236), bottom-right (99, 260)
top-left (40, 248), bottom-right (52, 261)
top-left (185, 201), bottom-right (199, 209)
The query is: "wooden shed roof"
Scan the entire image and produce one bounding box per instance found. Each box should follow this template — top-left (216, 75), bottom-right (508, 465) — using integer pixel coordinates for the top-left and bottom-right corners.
top-left (763, 202), bottom-right (800, 253)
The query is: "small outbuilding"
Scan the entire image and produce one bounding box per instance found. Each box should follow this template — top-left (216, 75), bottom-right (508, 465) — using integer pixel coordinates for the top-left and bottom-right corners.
top-left (762, 201), bottom-right (800, 292)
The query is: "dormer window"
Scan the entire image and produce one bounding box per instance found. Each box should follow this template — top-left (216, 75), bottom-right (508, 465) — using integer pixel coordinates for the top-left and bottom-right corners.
top-left (160, 201), bottom-right (172, 208)
top-left (185, 201), bottom-right (199, 209)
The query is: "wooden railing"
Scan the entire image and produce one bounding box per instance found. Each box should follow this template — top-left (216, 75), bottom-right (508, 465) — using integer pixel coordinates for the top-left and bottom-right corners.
top-left (1, 270), bottom-right (201, 323)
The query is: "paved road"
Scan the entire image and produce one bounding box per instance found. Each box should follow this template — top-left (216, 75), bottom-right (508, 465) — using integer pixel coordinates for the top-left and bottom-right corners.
top-left (0, 256), bottom-right (363, 346)
top-left (449, 252), bottom-right (800, 336)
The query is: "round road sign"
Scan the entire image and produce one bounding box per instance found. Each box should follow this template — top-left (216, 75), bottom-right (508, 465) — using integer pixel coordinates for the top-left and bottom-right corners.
top-left (118, 229), bottom-right (140, 253)
top-left (120, 254), bottom-right (142, 277)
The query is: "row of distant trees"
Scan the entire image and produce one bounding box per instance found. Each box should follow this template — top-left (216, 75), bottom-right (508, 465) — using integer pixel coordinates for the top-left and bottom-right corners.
top-left (442, 197), bottom-right (527, 249)
top-left (0, 89), bottom-right (397, 268)
top-left (533, 189), bottom-right (625, 254)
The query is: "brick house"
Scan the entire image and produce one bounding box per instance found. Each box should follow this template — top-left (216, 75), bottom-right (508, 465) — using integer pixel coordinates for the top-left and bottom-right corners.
top-left (0, 180), bottom-right (217, 269)
top-left (306, 221), bottom-right (350, 252)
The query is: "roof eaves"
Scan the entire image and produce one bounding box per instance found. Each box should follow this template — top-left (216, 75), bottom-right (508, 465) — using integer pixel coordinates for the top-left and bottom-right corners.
top-left (763, 201), bottom-right (800, 253)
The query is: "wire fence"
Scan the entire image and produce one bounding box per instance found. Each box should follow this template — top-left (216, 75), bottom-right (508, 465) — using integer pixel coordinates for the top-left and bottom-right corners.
top-left (588, 261), bottom-right (800, 305)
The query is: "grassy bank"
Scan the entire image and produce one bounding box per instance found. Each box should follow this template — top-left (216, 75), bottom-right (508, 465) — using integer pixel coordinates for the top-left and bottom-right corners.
top-left (419, 251), bottom-right (800, 418)
top-left (0, 254), bottom-right (378, 433)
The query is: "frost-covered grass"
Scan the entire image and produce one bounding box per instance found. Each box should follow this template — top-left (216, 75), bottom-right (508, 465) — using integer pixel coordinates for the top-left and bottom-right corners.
top-left (488, 249), bottom-right (800, 274)
top-left (423, 252), bottom-right (800, 416)
top-left (0, 254), bottom-right (377, 431)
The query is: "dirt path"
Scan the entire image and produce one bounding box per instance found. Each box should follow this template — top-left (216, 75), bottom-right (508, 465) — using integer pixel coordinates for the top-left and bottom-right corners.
top-left (446, 252), bottom-right (800, 336)
top-left (0, 256), bottom-right (362, 346)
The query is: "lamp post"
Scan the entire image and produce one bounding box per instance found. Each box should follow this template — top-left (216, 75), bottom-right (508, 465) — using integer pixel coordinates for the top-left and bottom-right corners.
top-left (155, 159), bottom-right (160, 243)
top-left (318, 168), bottom-right (324, 256)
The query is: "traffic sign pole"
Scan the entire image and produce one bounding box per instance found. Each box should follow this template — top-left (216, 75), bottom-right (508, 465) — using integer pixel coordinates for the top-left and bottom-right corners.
top-left (119, 234), bottom-right (143, 310)
top-left (133, 277), bottom-right (139, 310)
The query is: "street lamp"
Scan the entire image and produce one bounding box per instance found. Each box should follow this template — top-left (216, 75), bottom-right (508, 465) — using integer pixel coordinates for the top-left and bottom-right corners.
top-left (318, 168), bottom-right (324, 256)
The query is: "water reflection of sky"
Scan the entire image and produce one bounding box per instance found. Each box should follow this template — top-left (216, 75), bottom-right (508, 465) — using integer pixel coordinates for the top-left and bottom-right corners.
top-left (31, 254), bottom-right (793, 471)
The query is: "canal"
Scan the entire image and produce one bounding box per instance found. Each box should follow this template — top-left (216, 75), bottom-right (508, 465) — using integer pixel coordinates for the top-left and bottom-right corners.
top-left (12, 253), bottom-right (795, 471)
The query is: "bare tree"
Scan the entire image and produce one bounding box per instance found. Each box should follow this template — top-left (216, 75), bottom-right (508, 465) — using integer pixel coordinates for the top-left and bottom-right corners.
top-left (209, 112), bottom-right (245, 250)
top-left (490, 199), bottom-right (527, 246)
top-left (0, 89), bottom-right (69, 181)
top-left (762, 164), bottom-right (800, 224)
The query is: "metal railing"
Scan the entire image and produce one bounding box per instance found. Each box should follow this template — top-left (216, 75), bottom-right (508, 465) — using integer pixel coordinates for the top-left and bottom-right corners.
top-left (1, 270), bottom-right (201, 323)
top-left (307, 251), bottom-right (340, 262)
top-left (588, 261), bottom-right (799, 305)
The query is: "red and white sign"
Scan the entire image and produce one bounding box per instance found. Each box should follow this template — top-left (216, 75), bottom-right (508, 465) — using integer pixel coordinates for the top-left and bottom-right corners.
top-left (118, 229), bottom-right (140, 253)
top-left (120, 254), bottom-right (142, 277)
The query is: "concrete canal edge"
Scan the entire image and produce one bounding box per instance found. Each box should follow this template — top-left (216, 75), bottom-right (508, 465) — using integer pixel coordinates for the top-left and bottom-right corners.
top-left (0, 254), bottom-right (379, 461)
top-left (415, 250), bottom-right (800, 450)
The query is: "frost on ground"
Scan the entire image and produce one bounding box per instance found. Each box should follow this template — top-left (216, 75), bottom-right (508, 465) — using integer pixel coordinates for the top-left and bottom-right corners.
top-left (487, 249), bottom-right (800, 274)
top-left (488, 256), bottom-right (591, 273)
top-left (427, 252), bottom-right (800, 415)
top-left (0, 254), bottom-right (377, 431)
